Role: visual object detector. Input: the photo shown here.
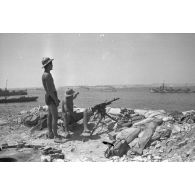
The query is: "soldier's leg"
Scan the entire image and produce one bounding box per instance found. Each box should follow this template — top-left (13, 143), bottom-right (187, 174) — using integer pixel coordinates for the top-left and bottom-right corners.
top-left (63, 112), bottom-right (71, 137)
top-left (50, 103), bottom-right (59, 137)
top-left (83, 108), bottom-right (93, 133)
top-left (72, 110), bottom-right (91, 132)
top-left (47, 105), bottom-right (54, 138)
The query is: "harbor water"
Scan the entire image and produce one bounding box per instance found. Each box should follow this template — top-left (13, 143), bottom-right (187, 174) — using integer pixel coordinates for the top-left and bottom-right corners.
top-left (1, 87), bottom-right (195, 117)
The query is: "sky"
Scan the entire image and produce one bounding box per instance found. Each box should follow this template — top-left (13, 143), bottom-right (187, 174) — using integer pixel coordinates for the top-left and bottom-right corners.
top-left (0, 33), bottom-right (195, 88)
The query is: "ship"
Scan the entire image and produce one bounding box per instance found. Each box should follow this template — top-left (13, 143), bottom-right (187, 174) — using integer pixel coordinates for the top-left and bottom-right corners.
top-left (0, 80), bottom-right (38, 104)
top-left (0, 96), bottom-right (38, 104)
top-left (150, 83), bottom-right (194, 93)
top-left (0, 88), bottom-right (27, 96)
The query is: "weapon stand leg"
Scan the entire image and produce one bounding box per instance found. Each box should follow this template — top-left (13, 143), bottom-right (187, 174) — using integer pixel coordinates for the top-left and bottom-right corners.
top-left (90, 116), bottom-right (103, 136)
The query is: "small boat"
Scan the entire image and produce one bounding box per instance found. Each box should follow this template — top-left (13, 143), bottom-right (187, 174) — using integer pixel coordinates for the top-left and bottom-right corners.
top-left (0, 88), bottom-right (28, 97)
top-left (0, 80), bottom-right (38, 103)
top-left (0, 96), bottom-right (38, 104)
top-left (0, 96), bottom-right (39, 104)
top-left (0, 80), bottom-right (28, 97)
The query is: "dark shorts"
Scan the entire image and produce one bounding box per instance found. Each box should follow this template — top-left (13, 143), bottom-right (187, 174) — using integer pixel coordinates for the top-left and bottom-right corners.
top-left (68, 112), bottom-right (84, 124)
top-left (45, 91), bottom-right (58, 105)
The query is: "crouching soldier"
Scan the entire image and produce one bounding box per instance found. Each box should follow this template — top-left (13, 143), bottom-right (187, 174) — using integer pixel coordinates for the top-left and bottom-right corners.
top-left (62, 88), bottom-right (93, 138)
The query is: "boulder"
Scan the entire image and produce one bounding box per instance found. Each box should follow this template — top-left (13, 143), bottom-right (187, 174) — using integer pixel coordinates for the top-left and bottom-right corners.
top-left (172, 124), bottom-right (182, 134)
top-left (116, 127), bottom-right (141, 144)
top-left (20, 110), bottom-right (28, 115)
top-left (134, 109), bottom-right (148, 116)
top-left (129, 138), bottom-right (139, 148)
top-left (133, 119), bottom-right (163, 155)
top-left (182, 110), bottom-right (195, 116)
top-left (107, 108), bottom-right (121, 116)
top-left (41, 155), bottom-right (51, 162)
top-left (133, 118), bottom-right (154, 127)
top-left (144, 110), bottom-right (166, 118)
top-left (151, 125), bottom-right (172, 141)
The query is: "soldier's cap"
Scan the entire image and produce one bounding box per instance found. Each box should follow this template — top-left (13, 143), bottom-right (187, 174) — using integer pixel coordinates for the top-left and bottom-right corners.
top-left (42, 57), bottom-right (54, 68)
top-left (65, 88), bottom-right (76, 97)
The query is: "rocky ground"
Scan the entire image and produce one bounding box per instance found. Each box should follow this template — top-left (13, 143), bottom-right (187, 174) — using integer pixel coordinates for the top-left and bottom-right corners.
top-left (1, 106), bottom-right (195, 162)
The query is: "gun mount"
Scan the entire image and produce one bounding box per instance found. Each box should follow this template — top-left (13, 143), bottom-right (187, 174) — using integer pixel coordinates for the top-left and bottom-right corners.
top-left (90, 98), bottom-right (120, 135)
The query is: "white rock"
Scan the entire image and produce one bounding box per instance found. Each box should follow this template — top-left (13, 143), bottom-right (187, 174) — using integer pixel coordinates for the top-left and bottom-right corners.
top-left (147, 155), bottom-right (152, 161)
top-left (138, 130), bottom-right (145, 138)
top-left (144, 110), bottom-right (166, 118)
top-left (155, 144), bottom-right (161, 149)
top-left (162, 116), bottom-right (174, 122)
top-left (52, 159), bottom-right (64, 162)
top-left (133, 156), bottom-right (144, 162)
top-left (20, 110), bottom-right (28, 115)
top-left (120, 155), bottom-right (128, 162)
top-left (30, 107), bottom-right (39, 113)
top-left (41, 155), bottom-right (51, 162)
top-left (162, 160), bottom-right (169, 162)
top-left (129, 138), bottom-right (139, 148)
top-left (134, 109), bottom-right (148, 116)
top-left (116, 127), bottom-right (141, 141)
top-left (111, 156), bottom-right (120, 162)
top-left (172, 124), bottom-right (181, 134)
top-left (133, 118), bottom-right (154, 127)
top-left (42, 105), bottom-right (48, 111)
top-left (151, 141), bottom-right (158, 146)
top-left (107, 108), bottom-right (121, 116)
top-left (182, 110), bottom-right (195, 116)
top-left (152, 156), bottom-right (162, 160)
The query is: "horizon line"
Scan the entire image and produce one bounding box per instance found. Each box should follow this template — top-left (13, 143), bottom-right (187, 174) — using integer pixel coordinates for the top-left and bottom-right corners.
top-left (2, 82), bottom-right (195, 89)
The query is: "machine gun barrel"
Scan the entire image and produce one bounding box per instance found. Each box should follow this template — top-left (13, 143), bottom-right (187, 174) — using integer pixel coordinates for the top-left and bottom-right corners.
top-left (105, 97), bottom-right (120, 105)
top-left (91, 98), bottom-right (120, 113)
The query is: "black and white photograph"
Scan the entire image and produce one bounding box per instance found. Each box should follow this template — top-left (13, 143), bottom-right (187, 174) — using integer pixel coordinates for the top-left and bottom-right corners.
top-left (1, 1), bottom-right (195, 195)
top-left (1, 33), bottom-right (195, 162)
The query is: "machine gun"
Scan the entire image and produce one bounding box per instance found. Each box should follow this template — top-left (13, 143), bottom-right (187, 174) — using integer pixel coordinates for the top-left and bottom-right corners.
top-left (90, 98), bottom-right (120, 135)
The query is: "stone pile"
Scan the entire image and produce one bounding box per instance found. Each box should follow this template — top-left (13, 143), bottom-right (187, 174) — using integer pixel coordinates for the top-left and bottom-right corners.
top-left (3, 105), bottom-right (195, 162)
top-left (104, 108), bottom-right (195, 162)
top-left (41, 146), bottom-right (66, 162)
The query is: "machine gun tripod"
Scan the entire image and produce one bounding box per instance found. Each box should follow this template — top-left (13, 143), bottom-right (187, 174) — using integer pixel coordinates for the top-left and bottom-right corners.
top-left (89, 98), bottom-right (120, 135)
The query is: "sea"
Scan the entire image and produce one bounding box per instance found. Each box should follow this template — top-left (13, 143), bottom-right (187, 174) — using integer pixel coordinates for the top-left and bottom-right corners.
top-left (1, 87), bottom-right (195, 117)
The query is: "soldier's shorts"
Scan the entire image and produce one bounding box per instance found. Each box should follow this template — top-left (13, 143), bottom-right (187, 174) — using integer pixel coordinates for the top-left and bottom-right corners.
top-left (67, 112), bottom-right (84, 124)
top-left (45, 91), bottom-right (58, 105)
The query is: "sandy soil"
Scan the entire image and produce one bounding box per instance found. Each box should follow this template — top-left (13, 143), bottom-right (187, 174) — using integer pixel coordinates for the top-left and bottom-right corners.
top-left (0, 115), bottom-right (111, 162)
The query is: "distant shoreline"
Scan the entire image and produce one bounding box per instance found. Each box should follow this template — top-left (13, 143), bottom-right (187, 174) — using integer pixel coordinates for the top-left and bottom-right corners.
top-left (2, 83), bottom-right (195, 90)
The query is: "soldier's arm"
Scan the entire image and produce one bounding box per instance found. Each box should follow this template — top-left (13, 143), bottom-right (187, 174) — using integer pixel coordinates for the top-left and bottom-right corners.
top-left (73, 92), bottom-right (79, 99)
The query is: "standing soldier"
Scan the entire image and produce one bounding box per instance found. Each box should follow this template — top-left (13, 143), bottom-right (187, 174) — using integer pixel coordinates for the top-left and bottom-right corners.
top-left (41, 57), bottom-right (65, 143)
